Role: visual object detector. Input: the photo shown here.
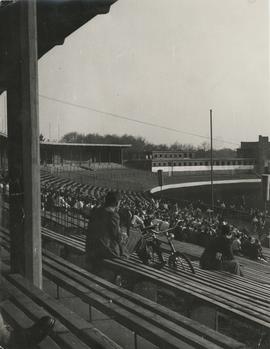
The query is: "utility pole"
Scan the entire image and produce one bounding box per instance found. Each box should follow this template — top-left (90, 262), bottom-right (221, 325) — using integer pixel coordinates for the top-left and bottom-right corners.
top-left (210, 109), bottom-right (214, 210)
top-left (49, 122), bottom-right (51, 141)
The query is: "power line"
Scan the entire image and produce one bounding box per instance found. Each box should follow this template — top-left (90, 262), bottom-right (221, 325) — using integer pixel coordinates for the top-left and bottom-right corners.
top-left (39, 94), bottom-right (240, 146)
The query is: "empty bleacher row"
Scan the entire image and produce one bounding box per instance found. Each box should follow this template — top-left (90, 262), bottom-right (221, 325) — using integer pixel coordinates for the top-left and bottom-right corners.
top-left (1, 225), bottom-right (265, 348)
top-left (0, 226), bottom-right (246, 349)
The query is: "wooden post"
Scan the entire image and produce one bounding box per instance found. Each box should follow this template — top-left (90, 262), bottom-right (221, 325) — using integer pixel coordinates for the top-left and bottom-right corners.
top-left (7, 0), bottom-right (42, 288)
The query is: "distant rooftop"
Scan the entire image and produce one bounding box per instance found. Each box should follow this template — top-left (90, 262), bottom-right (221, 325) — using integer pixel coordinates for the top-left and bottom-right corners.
top-left (41, 141), bottom-right (131, 148)
top-left (0, 133), bottom-right (131, 147)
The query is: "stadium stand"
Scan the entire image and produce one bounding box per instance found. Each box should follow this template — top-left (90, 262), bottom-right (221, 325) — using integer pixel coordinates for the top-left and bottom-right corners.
top-left (0, 225), bottom-right (267, 347)
top-left (0, 272), bottom-right (122, 349)
top-left (0, 228), bottom-right (246, 349)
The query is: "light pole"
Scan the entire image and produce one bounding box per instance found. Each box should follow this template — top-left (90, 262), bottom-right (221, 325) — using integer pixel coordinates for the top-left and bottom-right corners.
top-left (210, 109), bottom-right (214, 210)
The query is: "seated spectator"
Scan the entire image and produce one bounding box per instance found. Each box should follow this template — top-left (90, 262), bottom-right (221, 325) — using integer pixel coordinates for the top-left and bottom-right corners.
top-left (255, 239), bottom-right (268, 262)
top-left (231, 233), bottom-right (242, 256)
top-left (131, 210), bottom-right (145, 229)
top-left (200, 224), bottom-right (243, 276)
top-left (244, 237), bottom-right (267, 262)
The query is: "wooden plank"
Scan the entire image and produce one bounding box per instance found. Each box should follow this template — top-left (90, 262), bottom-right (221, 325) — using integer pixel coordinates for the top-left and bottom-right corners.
top-left (129, 253), bottom-right (270, 306)
top-left (2, 225), bottom-right (270, 301)
top-left (43, 251), bottom-right (245, 349)
top-left (6, 274), bottom-right (122, 349)
top-left (9, 273), bottom-right (197, 349)
top-left (2, 225), bottom-right (270, 331)
top-left (43, 264), bottom-right (223, 349)
top-left (1, 277), bottom-right (90, 349)
top-left (0, 300), bottom-right (61, 349)
top-left (104, 258), bottom-right (270, 328)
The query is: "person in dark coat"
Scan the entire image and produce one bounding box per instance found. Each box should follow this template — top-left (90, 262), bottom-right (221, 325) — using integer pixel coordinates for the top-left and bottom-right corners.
top-left (85, 191), bottom-right (128, 264)
top-left (85, 191), bottom-right (149, 281)
top-left (200, 224), bottom-right (243, 276)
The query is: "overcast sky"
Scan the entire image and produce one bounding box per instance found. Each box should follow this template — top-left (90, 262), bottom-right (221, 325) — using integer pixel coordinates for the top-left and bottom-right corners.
top-left (2, 0), bottom-right (269, 149)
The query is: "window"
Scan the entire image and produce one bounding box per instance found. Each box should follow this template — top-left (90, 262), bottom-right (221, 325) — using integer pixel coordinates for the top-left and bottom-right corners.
top-left (165, 154), bottom-right (167, 158)
top-left (184, 162), bottom-right (186, 166)
top-left (205, 161), bottom-right (209, 166)
top-left (159, 154), bottom-right (162, 158)
top-left (154, 154), bottom-right (157, 158)
top-left (189, 153), bottom-right (193, 158)
top-left (173, 162), bottom-right (176, 166)
top-left (163, 163), bottom-right (167, 166)
top-left (221, 161), bottom-right (225, 165)
top-left (200, 162), bottom-right (203, 166)
top-left (216, 161), bottom-right (220, 165)
top-left (170, 154), bottom-right (172, 158)
top-left (184, 153), bottom-right (187, 158)
top-left (194, 162), bottom-right (197, 166)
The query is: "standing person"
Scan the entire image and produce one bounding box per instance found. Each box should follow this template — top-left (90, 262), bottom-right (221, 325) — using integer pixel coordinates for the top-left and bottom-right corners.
top-left (200, 224), bottom-right (243, 276)
top-left (85, 191), bottom-right (149, 282)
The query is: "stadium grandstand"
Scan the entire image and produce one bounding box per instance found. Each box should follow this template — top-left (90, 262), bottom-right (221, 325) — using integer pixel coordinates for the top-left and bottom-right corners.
top-left (0, 132), bottom-right (130, 167)
top-left (1, 1), bottom-right (270, 349)
top-left (1, 131), bottom-right (268, 176)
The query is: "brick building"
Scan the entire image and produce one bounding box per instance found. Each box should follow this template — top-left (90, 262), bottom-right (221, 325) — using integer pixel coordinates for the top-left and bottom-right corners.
top-left (237, 135), bottom-right (270, 174)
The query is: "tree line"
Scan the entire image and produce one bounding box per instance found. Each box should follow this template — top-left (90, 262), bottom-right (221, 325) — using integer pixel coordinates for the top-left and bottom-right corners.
top-left (59, 132), bottom-right (236, 158)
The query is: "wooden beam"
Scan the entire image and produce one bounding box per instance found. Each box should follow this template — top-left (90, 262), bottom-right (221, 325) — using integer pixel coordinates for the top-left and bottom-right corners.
top-left (7, 0), bottom-right (42, 288)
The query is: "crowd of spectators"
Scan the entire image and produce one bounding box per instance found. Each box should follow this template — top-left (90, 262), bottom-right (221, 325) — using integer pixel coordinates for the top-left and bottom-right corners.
top-left (38, 182), bottom-right (268, 263)
top-left (0, 171), bottom-right (268, 263)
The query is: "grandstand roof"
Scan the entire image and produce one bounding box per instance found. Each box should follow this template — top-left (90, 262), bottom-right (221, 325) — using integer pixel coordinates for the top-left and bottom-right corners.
top-left (0, 0), bottom-right (118, 93)
top-left (0, 133), bottom-right (130, 147)
top-left (41, 141), bottom-right (131, 148)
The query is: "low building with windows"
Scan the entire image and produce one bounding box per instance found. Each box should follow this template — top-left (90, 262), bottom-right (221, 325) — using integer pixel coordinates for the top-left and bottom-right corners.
top-left (151, 157), bottom-right (255, 174)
